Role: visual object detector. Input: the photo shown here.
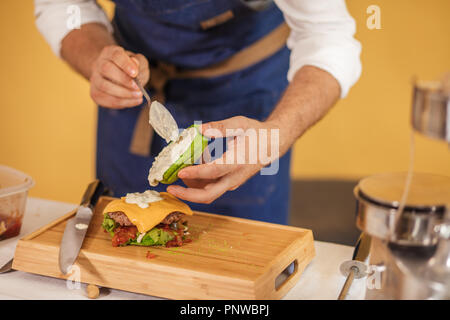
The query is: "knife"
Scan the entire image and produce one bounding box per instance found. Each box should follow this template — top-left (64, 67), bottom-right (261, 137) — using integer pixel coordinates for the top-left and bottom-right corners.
top-left (58, 180), bottom-right (104, 275)
top-left (337, 233), bottom-right (372, 300)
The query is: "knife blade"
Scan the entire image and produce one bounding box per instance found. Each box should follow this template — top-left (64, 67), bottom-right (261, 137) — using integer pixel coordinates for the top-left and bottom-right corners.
top-left (58, 180), bottom-right (104, 274)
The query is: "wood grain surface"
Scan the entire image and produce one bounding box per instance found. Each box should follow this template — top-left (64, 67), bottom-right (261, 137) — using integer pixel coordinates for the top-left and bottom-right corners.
top-left (13, 196), bottom-right (315, 299)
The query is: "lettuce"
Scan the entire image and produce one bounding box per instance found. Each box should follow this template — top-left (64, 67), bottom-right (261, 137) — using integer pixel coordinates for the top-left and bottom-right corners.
top-left (158, 228), bottom-right (174, 245)
top-left (101, 214), bottom-right (176, 246)
top-left (130, 228), bottom-right (174, 246)
top-left (101, 214), bottom-right (117, 236)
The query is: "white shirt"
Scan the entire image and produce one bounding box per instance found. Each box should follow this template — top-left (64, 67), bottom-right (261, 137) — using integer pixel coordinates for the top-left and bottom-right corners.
top-left (34, 0), bottom-right (361, 97)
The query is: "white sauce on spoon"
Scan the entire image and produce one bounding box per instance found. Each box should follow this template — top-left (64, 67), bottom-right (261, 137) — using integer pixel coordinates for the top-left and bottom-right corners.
top-left (149, 101), bottom-right (179, 143)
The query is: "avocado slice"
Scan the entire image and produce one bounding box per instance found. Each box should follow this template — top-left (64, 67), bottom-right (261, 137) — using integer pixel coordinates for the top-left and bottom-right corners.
top-left (161, 125), bottom-right (208, 184)
top-left (148, 124), bottom-right (208, 186)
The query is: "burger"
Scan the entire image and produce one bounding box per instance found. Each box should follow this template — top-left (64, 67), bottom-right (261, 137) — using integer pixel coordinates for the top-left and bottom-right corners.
top-left (102, 124), bottom-right (207, 247)
top-left (102, 191), bottom-right (193, 247)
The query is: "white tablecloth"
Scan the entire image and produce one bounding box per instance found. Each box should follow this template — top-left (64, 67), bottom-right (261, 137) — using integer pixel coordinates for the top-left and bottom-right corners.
top-left (0, 197), bottom-right (366, 300)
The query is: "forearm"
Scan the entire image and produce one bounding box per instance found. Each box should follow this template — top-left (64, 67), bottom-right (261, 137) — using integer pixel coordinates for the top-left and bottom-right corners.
top-left (267, 65), bottom-right (341, 156)
top-left (61, 22), bottom-right (116, 79)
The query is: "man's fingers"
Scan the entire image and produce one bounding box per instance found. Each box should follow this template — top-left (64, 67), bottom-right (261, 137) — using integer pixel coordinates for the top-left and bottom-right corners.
top-left (168, 161), bottom-right (260, 204)
top-left (91, 73), bottom-right (142, 99)
top-left (178, 162), bottom-right (236, 180)
top-left (134, 54), bottom-right (148, 69)
top-left (130, 56), bottom-right (140, 68)
top-left (181, 178), bottom-right (216, 189)
top-left (98, 59), bottom-right (139, 90)
top-left (132, 54), bottom-right (150, 86)
top-left (167, 178), bottom-right (230, 204)
top-left (90, 46), bottom-right (149, 109)
top-left (201, 146), bottom-right (212, 164)
top-left (201, 116), bottom-right (250, 138)
top-left (104, 46), bottom-right (138, 77)
top-left (90, 87), bottom-right (143, 109)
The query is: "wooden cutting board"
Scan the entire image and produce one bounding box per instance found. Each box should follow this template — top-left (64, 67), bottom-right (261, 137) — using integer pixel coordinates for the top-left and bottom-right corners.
top-left (13, 196), bottom-right (315, 299)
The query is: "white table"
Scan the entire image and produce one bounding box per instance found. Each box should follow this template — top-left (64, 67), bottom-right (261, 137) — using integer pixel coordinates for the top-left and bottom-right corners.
top-left (0, 197), bottom-right (366, 300)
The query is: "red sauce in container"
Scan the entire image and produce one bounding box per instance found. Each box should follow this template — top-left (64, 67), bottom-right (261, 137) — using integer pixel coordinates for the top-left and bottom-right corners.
top-left (0, 215), bottom-right (23, 240)
top-left (0, 165), bottom-right (34, 241)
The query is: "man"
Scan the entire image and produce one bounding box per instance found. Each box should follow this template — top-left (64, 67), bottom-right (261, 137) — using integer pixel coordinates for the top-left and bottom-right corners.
top-left (35, 0), bottom-right (361, 224)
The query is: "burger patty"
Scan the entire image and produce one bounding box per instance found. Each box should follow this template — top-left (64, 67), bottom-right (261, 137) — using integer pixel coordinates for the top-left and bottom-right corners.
top-left (107, 211), bottom-right (184, 227)
top-left (107, 211), bottom-right (134, 227)
top-left (160, 211), bottom-right (184, 225)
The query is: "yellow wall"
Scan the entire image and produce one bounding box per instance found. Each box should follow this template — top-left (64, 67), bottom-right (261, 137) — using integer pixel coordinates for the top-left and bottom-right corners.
top-left (0, 0), bottom-right (449, 203)
top-left (292, 0), bottom-right (450, 180)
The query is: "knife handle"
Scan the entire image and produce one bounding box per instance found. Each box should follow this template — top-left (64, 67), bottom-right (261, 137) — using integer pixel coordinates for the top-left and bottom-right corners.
top-left (338, 268), bottom-right (356, 300)
top-left (80, 180), bottom-right (104, 208)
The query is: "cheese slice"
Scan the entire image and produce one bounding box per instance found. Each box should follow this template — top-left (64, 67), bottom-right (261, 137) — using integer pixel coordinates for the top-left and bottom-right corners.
top-left (102, 192), bottom-right (193, 233)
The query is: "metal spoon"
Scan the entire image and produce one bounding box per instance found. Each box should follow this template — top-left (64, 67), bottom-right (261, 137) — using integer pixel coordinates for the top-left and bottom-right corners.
top-left (134, 78), bottom-right (179, 143)
top-left (134, 78), bottom-right (152, 106)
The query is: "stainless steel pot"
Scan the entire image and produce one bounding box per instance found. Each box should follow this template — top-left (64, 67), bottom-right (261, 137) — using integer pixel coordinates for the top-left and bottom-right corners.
top-left (355, 172), bottom-right (450, 246)
top-left (354, 172), bottom-right (450, 299)
top-left (412, 79), bottom-right (450, 142)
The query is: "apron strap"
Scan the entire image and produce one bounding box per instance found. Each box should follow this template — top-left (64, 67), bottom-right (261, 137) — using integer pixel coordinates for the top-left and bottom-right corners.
top-left (129, 104), bottom-right (154, 156)
top-left (200, 10), bottom-right (235, 30)
top-left (129, 22), bottom-right (290, 156)
top-left (176, 22), bottom-right (290, 78)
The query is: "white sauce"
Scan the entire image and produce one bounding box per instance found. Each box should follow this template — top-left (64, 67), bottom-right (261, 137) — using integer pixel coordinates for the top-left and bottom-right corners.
top-left (136, 232), bottom-right (146, 243)
top-left (75, 223), bottom-right (88, 230)
top-left (125, 190), bottom-right (163, 209)
top-left (149, 101), bottom-right (179, 143)
top-left (148, 126), bottom-right (198, 186)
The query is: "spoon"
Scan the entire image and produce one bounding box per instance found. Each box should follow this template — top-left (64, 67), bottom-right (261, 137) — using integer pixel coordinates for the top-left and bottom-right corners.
top-left (134, 78), bottom-right (179, 143)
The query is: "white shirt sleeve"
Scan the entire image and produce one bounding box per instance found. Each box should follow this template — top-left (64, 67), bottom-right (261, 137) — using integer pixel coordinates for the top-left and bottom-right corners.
top-left (34, 0), bottom-right (113, 57)
top-left (274, 0), bottom-right (362, 97)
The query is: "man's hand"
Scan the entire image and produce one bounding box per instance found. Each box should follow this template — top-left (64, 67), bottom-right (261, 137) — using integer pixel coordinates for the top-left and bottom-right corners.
top-left (90, 45), bottom-right (150, 108)
top-left (167, 116), bottom-right (281, 204)
top-left (60, 23), bottom-right (150, 108)
top-left (166, 66), bottom-right (341, 204)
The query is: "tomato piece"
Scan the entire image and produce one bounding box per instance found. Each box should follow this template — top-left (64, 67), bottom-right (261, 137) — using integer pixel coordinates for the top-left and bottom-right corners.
top-left (111, 226), bottom-right (138, 247)
top-left (165, 235), bottom-right (185, 247)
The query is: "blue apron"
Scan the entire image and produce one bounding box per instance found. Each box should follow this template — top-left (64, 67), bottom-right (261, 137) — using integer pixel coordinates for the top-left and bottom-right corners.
top-left (96, 0), bottom-right (292, 224)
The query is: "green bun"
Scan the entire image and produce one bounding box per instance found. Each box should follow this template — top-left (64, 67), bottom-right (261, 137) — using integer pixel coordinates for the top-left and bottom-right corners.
top-left (160, 124), bottom-right (208, 185)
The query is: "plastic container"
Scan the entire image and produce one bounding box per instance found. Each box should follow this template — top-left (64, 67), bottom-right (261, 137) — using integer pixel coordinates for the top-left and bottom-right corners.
top-left (0, 165), bottom-right (34, 240)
